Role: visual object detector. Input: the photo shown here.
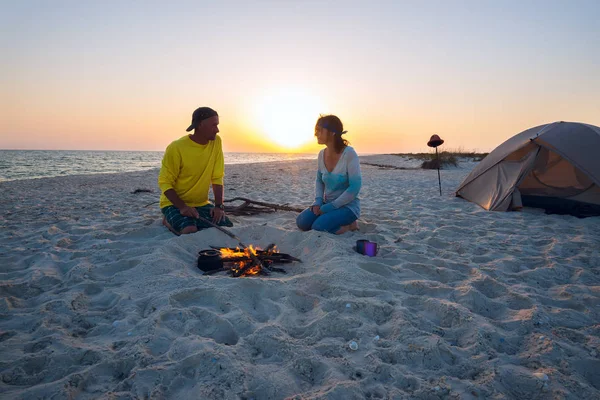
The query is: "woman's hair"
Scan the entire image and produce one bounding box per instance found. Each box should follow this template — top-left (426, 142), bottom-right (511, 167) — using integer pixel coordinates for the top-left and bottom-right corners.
top-left (315, 114), bottom-right (349, 153)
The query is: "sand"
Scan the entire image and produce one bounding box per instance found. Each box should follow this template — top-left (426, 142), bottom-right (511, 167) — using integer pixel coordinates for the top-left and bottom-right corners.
top-left (1, 155), bottom-right (599, 399)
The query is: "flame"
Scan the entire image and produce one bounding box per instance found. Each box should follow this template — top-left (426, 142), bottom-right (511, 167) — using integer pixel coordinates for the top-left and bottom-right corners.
top-left (218, 245), bottom-right (278, 277)
top-left (219, 247), bottom-right (243, 258)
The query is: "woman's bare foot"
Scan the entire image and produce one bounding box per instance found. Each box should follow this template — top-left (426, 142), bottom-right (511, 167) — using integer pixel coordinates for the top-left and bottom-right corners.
top-left (348, 221), bottom-right (359, 231)
top-left (335, 225), bottom-right (350, 235)
top-left (335, 220), bottom-right (359, 235)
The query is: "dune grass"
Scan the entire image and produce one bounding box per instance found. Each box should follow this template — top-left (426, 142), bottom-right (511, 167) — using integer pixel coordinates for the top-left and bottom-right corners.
top-left (391, 148), bottom-right (489, 169)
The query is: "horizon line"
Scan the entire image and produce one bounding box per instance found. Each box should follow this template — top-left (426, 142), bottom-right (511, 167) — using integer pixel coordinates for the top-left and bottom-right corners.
top-left (0, 148), bottom-right (401, 155)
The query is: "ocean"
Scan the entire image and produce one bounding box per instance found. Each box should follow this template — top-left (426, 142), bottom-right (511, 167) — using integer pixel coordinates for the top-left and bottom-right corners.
top-left (0, 150), bottom-right (317, 182)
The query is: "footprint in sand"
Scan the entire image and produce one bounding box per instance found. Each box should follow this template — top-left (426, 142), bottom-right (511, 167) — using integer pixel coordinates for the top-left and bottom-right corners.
top-left (23, 337), bottom-right (53, 353)
top-left (403, 263), bottom-right (466, 284)
top-left (86, 290), bottom-right (121, 312)
top-left (454, 287), bottom-right (507, 320)
top-left (471, 276), bottom-right (508, 299)
top-left (286, 290), bottom-right (319, 313)
top-left (504, 292), bottom-right (534, 310)
top-left (158, 308), bottom-right (239, 345)
top-left (170, 288), bottom-right (232, 314)
top-left (397, 280), bottom-right (453, 297)
top-left (571, 359), bottom-right (600, 390)
top-left (290, 357), bottom-right (329, 385)
top-left (358, 262), bottom-right (394, 278)
top-left (496, 365), bottom-right (550, 398)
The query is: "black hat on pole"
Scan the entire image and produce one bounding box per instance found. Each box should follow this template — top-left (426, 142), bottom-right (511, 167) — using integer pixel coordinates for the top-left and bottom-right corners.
top-left (427, 134), bottom-right (444, 148)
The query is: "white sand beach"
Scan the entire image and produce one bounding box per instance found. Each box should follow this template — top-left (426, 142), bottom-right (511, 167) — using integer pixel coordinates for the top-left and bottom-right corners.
top-left (1, 155), bottom-right (599, 399)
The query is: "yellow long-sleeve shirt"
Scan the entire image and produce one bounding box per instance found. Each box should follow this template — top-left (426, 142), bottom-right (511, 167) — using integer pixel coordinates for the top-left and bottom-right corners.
top-left (158, 134), bottom-right (224, 209)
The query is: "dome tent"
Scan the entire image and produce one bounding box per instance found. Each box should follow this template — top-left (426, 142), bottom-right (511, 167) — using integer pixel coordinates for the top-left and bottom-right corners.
top-left (456, 121), bottom-right (600, 218)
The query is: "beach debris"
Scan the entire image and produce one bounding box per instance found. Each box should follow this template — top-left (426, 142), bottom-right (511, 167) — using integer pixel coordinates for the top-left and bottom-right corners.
top-left (220, 197), bottom-right (304, 214)
top-left (373, 335), bottom-right (380, 341)
top-left (361, 162), bottom-right (416, 170)
top-left (144, 196), bottom-right (304, 216)
top-left (433, 327), bottom-right (445, 337)
top-left (346, 303), bottom-right (352, 309)
top-left (131, 188), bottom-right (153, 194)
top-left (349, 341), bottom-right (359, 351)
top-left (534, 372), bottom-right (549, 381)
top-left (198, 244), bottom-right (301, 277)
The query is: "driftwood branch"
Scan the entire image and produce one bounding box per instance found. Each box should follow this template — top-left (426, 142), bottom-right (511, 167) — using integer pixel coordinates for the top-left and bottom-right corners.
top-left (361, 162), bottom-right (418, 170)
top-left (132, 188), bottom-right (154, 194)
top-left (220, 197), bottom-right (304, 213)
top-left (143, 197), bottom-right (304, 216)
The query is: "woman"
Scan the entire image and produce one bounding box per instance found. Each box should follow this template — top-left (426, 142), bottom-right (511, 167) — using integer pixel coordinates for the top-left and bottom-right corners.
top-left (296, 115), bottom-right (361, 234)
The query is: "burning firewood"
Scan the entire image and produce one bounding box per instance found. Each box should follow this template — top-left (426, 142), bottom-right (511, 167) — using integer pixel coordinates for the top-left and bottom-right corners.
top-left (198, 243), bottom-right (301, 277)
top-left (190, 216), bottom-right (300, 277)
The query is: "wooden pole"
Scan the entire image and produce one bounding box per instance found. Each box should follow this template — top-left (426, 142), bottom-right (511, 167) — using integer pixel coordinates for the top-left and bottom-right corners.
top-left (436, 147), bottom-right (442, 196)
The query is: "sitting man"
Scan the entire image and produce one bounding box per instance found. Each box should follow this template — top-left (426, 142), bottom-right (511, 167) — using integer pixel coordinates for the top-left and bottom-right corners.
top-left (158, 106), bottom-right (233, 235)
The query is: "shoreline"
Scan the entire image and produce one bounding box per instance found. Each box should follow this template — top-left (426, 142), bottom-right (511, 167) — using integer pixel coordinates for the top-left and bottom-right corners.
top-left (1, 156), bottom-right (599, 399)
top-left (0, 153), bottom-right (469, 185)
top-left (0, 151), bottom-right (319, 184)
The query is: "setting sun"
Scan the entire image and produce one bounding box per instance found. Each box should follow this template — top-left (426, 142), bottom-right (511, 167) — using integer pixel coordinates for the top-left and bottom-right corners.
top-left (254, 88), bottom-right (325, 150)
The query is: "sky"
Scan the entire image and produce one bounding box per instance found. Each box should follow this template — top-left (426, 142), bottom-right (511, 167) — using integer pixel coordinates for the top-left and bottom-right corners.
top-left (1, 0), bottom-right (599, 154)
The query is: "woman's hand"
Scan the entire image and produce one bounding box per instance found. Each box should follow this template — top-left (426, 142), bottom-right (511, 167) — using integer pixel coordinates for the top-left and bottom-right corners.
top-left (311, 205), bottom-right (322, 215)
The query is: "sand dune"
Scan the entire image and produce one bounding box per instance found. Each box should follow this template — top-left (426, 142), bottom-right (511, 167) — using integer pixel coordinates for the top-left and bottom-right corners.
top-left (1, 156), bottom-right (599, 399)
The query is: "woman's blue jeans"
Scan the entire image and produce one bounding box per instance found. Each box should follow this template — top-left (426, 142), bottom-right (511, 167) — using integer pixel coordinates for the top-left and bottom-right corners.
top-left (296, 206), bottom-right (357, 234)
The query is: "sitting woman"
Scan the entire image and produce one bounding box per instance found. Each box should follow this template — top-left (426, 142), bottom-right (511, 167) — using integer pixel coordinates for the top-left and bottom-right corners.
top-left (296, 114), bottom-right (361, 234)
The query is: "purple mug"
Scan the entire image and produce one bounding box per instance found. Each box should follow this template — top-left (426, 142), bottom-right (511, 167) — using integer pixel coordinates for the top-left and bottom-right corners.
top-left (356, 240), bottom-right (378, 257)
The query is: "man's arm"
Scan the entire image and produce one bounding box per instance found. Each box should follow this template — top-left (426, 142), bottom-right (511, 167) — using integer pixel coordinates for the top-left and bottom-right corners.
top-left (210, 184), bottom-right (225, 223)
top-left (158, 146), bottom-right (199, 219)
top-left (163, 189), bottom-right (199, 218)
top-left (210, 137), bottom-right (226, 223)
top-left (212, 184), bottom-right (224, 206)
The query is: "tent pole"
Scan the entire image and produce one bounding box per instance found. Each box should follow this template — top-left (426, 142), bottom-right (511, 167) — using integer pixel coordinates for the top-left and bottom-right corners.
top-left (436, 147), bottom-right (442, 196)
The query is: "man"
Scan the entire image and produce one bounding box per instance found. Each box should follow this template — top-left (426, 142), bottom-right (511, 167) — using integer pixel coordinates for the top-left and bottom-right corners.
top-left (158, 106), bottom-right (233, 235)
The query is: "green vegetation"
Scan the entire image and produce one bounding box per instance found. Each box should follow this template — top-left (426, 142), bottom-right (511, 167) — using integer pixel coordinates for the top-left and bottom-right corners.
top-left (390, 148), bottom-right (489, 169)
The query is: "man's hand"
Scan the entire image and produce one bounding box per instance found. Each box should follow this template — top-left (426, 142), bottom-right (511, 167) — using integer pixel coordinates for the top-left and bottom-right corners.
top-left (180, 206), bottom-right (200, 219)
top-left (211, 207), bottom-right (225, 223)
top-left (311, 205), bottom-right (322, 215)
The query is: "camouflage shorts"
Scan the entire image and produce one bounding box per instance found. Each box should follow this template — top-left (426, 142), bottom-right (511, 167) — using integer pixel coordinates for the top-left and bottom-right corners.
top-left (161, 204), bottom-right (233, 234)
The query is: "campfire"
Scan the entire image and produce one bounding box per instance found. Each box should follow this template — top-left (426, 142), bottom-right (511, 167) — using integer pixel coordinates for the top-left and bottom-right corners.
top-left (197, 243), bottom-right (301, 277)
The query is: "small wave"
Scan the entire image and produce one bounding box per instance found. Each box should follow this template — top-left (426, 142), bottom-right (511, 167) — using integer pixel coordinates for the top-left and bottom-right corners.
top-left (0, 150), bottom-right (317, 182)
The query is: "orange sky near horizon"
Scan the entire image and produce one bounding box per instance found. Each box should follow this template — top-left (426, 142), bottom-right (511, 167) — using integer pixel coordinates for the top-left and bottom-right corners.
top-left (1, 1), bottom-right (599, 154)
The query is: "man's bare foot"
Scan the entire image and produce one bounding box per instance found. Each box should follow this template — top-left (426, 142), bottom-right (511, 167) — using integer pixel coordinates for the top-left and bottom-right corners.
top-left (180, 226), bottom-right (198, 234)
top-left (163, 217), bottom-right (198, 235)
top-left (163, 217), bottom-right (179, 235)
